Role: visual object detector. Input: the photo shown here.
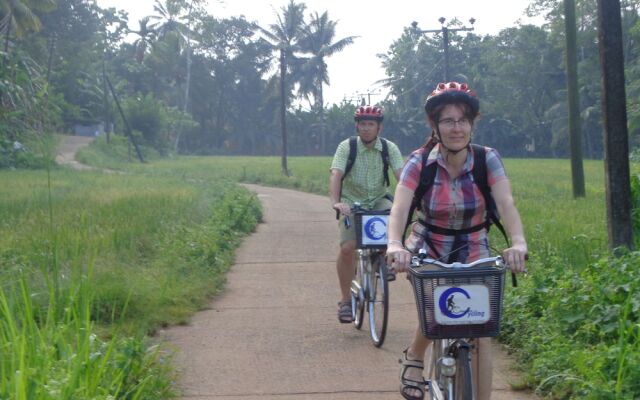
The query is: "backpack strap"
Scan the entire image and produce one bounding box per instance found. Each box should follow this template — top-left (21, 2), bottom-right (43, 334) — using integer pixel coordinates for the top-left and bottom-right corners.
top-left (337, 136), bottom-right (359, 206)
top-left (403, 146), bottom-right (437, 247)
top-left (471, 144), bottom-right (510, 247)
top-left (342, 136), bottom-right (358, 183)
top-left (380, 137), bottom-right (390, 186)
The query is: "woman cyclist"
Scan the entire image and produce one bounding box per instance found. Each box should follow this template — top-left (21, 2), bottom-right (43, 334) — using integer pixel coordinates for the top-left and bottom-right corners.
top-left (385, 82), bottom-right (528, 400)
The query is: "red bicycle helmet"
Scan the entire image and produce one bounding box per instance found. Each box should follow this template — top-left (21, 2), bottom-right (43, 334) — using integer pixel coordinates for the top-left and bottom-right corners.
top-left (354, 105), bottom-right (384, 122)
top-left (424, 82), bottom-right (479, 116)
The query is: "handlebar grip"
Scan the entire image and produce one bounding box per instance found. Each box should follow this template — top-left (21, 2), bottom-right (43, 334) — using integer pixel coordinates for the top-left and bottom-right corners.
top-left (344, 215), bottom-right (351, 229)
top-left (335, 209), bottom-right (340, 220)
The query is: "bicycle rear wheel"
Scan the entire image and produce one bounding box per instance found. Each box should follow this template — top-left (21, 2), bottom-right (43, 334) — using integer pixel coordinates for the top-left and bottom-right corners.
top-left (351, 255), bottom-right (365, 330)
top-left (368, 253), bottom-right (389, 347)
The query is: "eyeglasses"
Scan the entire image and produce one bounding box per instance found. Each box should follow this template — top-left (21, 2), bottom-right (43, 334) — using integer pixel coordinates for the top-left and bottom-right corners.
top-left (438, 118), bottom-right (471, 129)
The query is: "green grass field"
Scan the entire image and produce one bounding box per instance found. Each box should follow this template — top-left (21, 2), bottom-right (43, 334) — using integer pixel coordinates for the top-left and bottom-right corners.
top-left (79, 143), bottom-right (612, 266)
top-left (0, 165), bottom-right (261, 399)
top-left (1, 135), bottom-right (637, 399)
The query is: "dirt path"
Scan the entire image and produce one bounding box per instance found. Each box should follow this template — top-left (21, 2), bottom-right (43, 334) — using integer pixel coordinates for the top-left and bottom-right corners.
top-left (162, 184), bottom-right (538, 399)
top-left (55, 135), bottom-right (96, 170)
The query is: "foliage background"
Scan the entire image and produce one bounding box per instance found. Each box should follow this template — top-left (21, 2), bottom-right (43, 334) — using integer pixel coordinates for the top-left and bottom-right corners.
top-left (1, 0), bottom-right (639, 165)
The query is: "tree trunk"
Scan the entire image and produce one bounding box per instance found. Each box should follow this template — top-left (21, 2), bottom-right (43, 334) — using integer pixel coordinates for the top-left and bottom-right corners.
top-left (597, 0), bottom-right (634, 251)
top-left (318, 81), bottom-right (326, 155)
top-left (102, 60), bottom-right (111, 144)
top-left (174, 0), bottom-right (194, 153)
top-left (3, 10), bottom-right (11, 67)
top-left (279, 50), bottom-right (289, 176)
top-left (564, 0), bottom-right (586, 197)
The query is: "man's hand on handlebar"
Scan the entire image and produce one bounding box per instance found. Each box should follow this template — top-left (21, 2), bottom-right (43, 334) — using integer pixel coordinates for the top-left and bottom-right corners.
top-left (333, 202), bottom-right (352, 217)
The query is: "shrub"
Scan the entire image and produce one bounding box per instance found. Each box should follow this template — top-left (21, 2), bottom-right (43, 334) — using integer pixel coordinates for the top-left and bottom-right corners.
top-left (632, 174), bottom-right (640, 246)
top-left (120, 94), bottom-right (170, 151)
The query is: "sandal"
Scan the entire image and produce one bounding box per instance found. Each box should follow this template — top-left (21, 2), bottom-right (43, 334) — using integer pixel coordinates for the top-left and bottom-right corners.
top-left (399, 347), bottom-right (426, 400)
top-left (337, 301), bottom-right (353, 323)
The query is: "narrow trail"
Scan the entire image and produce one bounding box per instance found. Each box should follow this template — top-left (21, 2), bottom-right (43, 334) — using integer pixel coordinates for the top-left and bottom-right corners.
top-left (55, 135), bottom-right (95, 170)
top-left (162, 184), bottom-right (538, 400)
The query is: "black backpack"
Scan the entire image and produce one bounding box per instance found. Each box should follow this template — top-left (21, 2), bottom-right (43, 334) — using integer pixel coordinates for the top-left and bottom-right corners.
top-left (405, 143), bottom-right (509, 251)
top-left (341, 136), bottom-right (390, 186)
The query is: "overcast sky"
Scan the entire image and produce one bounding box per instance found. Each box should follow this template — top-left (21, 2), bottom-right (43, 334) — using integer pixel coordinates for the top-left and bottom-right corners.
top-left (95, 0), bottom-right (544, 106)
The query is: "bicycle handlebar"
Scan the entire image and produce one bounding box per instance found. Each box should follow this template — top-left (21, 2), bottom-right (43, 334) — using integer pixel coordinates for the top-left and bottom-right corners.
top-left (409, 249), bottom-right (526, 287)
top-left (409, 254), bottom-right (506, 271)
top-left (337, 202), bottom-right (366, 229)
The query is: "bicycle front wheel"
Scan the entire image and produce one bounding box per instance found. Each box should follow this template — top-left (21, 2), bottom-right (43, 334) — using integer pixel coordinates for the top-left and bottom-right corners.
top-left (454, 345), bottom-right (473, 400)
top-left (426, 340), bottom-right (447, 399)
top-left (368, 253), bottom-right (389, 347)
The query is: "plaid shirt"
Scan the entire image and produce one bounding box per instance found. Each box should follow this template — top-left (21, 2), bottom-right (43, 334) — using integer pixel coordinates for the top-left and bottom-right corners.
top-left (399, 144), bottom-right (507, 262)
top-left (331, 136), bottom-right (404, 209)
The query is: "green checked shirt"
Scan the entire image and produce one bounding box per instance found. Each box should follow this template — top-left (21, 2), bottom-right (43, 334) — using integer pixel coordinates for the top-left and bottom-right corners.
top-left (331, 136), bottom-right (404, 209)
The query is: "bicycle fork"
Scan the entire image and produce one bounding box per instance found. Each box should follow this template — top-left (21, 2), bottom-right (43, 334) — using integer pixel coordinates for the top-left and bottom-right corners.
top-left (350, 250), bottom-right (367, 302)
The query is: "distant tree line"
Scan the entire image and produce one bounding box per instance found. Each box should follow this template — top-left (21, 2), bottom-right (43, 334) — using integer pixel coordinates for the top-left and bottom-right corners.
top-left (0, 0), bottom-right (639, 165)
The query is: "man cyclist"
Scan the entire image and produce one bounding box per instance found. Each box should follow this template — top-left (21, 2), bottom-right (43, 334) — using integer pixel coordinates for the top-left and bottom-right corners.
top-left (329, 105), bottom-right (404, 323)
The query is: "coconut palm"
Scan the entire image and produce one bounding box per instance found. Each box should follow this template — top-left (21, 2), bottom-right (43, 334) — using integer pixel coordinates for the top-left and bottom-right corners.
top-left (148, 0), bottom-right (200, 150)
top-left (258, 0), bottom-right (306, 176)
top-left (129, 17), bottom-right (156, 63)
top-left (1, 0), bottom-right (55, 58)
top-left (298, 11), bottom-right (356, 153)
top-left (299, 11), bottom-right (356, 112)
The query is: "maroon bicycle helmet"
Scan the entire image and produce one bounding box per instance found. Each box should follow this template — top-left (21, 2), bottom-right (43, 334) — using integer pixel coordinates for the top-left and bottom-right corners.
top-left (354, 105), bottom-right (384, 122)
top-left (424, 82), bottom-right (479, 117)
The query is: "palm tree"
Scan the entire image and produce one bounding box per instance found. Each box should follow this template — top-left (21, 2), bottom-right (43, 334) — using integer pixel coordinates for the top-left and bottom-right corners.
top-left (258, 0), bottom-right (306, 176)
top-left (148, 0), bottom-right (198, 151)
top-left (0, 0), bottom-right (55, 59)
top-left (299, 11), bottom-right (356, 153)
top-left (129, 17), bottom-right (156, 63)
top-left (149, 0), bottom-right (183, 39)
top-left (299, 12), bottom-right (356, 112)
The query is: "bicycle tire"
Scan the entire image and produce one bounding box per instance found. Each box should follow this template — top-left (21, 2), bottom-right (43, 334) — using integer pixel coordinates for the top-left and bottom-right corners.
top-left (368, 253), bottom-right (389, 347)
top-left (426, 340), bottom-right (447, 399)
top-left (351, 255), bottom-right (365, 330)
top-left (454, 345), bottom-right (473, 400)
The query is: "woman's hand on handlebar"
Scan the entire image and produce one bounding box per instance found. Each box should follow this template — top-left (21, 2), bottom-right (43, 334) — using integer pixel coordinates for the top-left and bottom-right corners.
top-left (333, 202), bottom-right (352, 217)
top-left (386, 242), bottom-right (412, 273)
top-left (502, 243), bottom-right (528, 273)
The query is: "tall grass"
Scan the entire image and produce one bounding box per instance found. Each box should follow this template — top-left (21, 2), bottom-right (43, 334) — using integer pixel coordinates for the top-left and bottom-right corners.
top-left (0, 165), bottom-right (261, 398)
top-left (0, 266), bottom-right (172, 399)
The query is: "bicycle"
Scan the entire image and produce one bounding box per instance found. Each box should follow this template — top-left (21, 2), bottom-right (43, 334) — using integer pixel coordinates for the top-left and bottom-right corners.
top-left (343, 202), bottom-right (391, 348)
top-left (408, 250), bottom-right (512, 400)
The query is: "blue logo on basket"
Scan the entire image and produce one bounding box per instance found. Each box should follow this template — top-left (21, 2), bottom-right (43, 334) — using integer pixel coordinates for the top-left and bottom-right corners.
top-left (364, 217), bottom-right (387, 241)
top-left (439, 288), bottom-right (471, 319)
